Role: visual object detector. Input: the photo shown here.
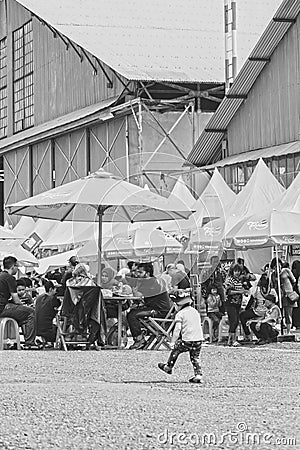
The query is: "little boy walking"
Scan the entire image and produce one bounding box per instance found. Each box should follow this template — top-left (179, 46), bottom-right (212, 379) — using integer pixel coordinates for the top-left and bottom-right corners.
top-left (158, 292), bottom-right (204, 383)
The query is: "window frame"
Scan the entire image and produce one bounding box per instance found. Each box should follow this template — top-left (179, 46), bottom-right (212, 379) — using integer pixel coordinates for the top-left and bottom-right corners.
top-left (0, 37), bottom-right (7, 139)
top-left (13, 20), bottom-right (34, 133)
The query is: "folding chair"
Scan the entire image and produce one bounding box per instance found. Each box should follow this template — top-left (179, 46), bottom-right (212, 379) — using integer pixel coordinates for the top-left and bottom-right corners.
top-left (55, 286), bottom-right (106, 351)
top-left (139, 303), bottom-right (177, 350)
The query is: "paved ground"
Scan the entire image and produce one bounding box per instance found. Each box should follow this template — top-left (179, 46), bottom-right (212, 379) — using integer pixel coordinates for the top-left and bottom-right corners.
top-left (0, 343), bottom-right (300, 450)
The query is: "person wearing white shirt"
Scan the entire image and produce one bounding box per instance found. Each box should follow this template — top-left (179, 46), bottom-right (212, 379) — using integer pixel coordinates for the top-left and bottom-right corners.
top-left (158, 292), bottom-right (204, 383)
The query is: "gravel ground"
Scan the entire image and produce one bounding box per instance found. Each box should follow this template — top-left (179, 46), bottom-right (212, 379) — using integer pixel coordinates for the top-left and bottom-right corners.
top-left (0, 343), bottom-right (300, 450)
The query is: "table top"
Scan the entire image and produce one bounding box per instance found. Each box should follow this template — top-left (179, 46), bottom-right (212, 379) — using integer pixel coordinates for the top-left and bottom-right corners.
top-left (102, 295), bottom-right (142, 301)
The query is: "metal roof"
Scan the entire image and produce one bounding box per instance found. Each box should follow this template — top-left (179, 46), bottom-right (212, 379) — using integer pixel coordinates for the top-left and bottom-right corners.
top-left (197, 140), bottom-right (300, 171)
top-left (187, 0), bottom-right (300, 166)
top-left (17, 0), bottom-right (283, 83)
top-left (0, 96), bottom-right (118, 154)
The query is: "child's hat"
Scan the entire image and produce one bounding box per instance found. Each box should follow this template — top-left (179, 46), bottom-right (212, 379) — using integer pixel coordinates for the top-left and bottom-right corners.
top-left (173, 295), bottom-right (193, 306)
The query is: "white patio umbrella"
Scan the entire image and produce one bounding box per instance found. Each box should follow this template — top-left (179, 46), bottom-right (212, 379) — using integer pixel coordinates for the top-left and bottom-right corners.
top-left (35, 249), bottom-right (78, 274)
top-left (0, 225), bottom-right (26, 240)
top-left (223, 208), bottom-right (300, 321)
top-left (7, 169), bottom-right (193, 281)
top-left (0, 242), bottom-right (38, 267)
top-left (100, 226), bottom-right (182, 260)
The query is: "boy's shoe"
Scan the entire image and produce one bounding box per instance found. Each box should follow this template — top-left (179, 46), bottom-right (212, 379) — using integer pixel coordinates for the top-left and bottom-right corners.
top-left (158, 363), bottom-right (172, 375)
top-left (232, 340), bottom-right (241, 347)
top-left (189, 375), bottom-right (204, 384)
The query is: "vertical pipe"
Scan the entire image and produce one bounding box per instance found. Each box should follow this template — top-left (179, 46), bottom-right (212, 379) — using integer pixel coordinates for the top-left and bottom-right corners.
top-left (231, 0), bottom-right (237, 79)
top-left (125, 115), bottom-right (130, 181)
top-left (86, 127), bottom-right (91, 175)
top-left (97, 205), bottom-right (103, 285)
top-left (224, 0), bottom-right (230, 90)
top-left (138, 99), bottom-right (143, 186)
top-left (28, 145), bottom-right (33, 196)
top-left (50, 139), bottom-right (55, 188)
top-left (275, 244), bottom-right (283, 334)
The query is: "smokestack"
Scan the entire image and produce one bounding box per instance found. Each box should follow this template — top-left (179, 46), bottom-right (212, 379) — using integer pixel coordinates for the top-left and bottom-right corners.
top-left (224, 0), bottom-right (237, 91)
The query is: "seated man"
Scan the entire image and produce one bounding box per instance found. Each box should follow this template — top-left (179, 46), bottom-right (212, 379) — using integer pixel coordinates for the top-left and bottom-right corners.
top-left (0, 256), bottom-right (36, 348)
top-left (248, 293), bottom-right (281, 345)
top-left (35, 280), bottom-right (61, 343)
top-left (127, 262), bottom-right (171, 350)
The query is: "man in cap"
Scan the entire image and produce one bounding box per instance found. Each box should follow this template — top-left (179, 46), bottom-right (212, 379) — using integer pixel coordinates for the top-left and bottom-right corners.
top-left (158, 289), bottom-right (204, 383)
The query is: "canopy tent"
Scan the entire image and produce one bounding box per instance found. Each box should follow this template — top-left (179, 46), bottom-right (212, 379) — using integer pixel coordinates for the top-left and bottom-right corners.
top-left (191, 168), bottom-right (236, 226)
top-left (35, 249), bottom-right (79, 274)
top-left (188, 160), bottom-right (285, 273)
top-left (226, 158), bottom-right (285, 232)
top-left (168, 175), bottom-right (196, 209)
top-left (7, 169), bottom-right (193, 282)
top-left (276, 170), bottom-right (300, 213)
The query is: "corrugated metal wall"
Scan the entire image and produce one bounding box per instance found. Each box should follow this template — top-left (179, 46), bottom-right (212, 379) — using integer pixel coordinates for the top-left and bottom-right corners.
top-left (227, 13), bottom-right (300, 154)
top-left (6, 0), bottom-right (127, 129)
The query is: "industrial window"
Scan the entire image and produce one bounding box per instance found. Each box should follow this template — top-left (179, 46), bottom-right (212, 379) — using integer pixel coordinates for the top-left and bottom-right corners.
top-left (13, 21), bottom-right (34, 133)
top-left (0, 37), bottom-right (7, 139)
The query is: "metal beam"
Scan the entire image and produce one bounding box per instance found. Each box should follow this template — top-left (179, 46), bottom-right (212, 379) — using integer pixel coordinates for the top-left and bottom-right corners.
top-left (226, 94), bottom-right (247, 99)
top-left (273, 17), bottom-right (296, 23)
top-left (248, 57), bottom-right (270, 62)
top-left (204, 128), bottom-right (227, 133)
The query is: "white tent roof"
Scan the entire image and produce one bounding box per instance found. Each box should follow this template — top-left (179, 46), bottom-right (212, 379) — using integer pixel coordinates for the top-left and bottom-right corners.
top-left (276, 170), bottom-right (300, 213)
top-left (229, 159), bottom-right (285, 218)
top-left (168, 176), bottom-right (196, 209)
top-left (191, 168), bottom-right (236, 226)
top-left (226, 159), bottom-right (286, 235)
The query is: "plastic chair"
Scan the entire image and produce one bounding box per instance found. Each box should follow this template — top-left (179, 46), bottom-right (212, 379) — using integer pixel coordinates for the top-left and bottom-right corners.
top-left (202, 316), bottom-right (214, 343)
top-left (218, 314), bottom-right (230, 343)
top-left (0, 317), bottom-right (21, 350)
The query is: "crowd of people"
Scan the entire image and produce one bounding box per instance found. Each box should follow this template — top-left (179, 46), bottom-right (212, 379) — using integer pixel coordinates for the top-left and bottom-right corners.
top-left (201, 256), bottom-right (300, 346)
top-left (0, 252), bottom-right (299, 353)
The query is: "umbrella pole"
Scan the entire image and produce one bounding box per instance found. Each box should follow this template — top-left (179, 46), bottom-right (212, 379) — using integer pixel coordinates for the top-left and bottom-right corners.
top-left (97, 206), bottom-right (104, 285)
top-left (275, 244), bottom-right (283, 334)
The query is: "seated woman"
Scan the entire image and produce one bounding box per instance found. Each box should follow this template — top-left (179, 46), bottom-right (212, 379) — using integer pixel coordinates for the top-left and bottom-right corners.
top-left (248, 293), bottom-right (281, 345)
top-left (240, 284), bottom-right (267, 342)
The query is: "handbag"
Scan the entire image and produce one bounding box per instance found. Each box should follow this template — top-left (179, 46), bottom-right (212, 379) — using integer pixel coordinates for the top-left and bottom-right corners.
top-left (287, 291), bottom-right (299, 303)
